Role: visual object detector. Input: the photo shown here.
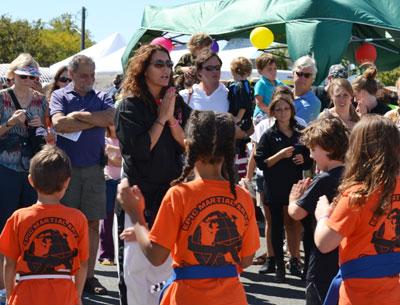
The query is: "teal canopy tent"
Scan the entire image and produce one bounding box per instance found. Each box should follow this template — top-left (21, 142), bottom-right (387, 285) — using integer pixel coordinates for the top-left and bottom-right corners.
top-left (122, 0), bottom-right (400, 83)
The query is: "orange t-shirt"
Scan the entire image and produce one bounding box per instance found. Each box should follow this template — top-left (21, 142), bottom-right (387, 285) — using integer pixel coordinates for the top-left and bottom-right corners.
top-left (0, 203), bottom-right (89, 305)
top-left (327, 179), bottom-right (400, 305)
top-left (148, 178), bottom-right (260, 305)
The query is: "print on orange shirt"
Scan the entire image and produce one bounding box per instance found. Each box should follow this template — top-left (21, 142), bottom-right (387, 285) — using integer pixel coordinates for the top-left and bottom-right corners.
top-left (182, 196), bottom-right (249, 266)
top-left (371, 196), bottom-right (400, 254)
top-left (22, 217), bottom-right (79, 275)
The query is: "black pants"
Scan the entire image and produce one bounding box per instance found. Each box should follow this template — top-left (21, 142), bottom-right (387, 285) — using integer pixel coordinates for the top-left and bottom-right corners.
top-left (269, 203), bottom-right (285, 261)
top-left (116, 208), bottom-right (128, 305)
top-left (302, 217), bottom-right (314, 278)
top-left (305, 281), bottom-right (331, 305)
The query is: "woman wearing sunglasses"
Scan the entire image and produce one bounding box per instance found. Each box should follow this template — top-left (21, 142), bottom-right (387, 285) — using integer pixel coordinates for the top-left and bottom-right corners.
top-left (180, 50), bottom-right (229, 113)
top-left (0, 53), bottom-right (47, 290)
top-left (114, 43), bottom-right (191, 305)
top-left (46, 66), bottom-right (71, 102)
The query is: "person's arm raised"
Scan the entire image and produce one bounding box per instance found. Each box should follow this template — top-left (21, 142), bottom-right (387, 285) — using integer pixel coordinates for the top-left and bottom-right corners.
top-left (148, 87), bottom-right (176, 150)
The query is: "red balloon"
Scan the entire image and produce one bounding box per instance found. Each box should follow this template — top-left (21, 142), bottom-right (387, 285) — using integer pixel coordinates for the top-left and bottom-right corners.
top-left (355, 43), bottom-right (377, 64)
top-left (150, 37), bottom-right (174, 52)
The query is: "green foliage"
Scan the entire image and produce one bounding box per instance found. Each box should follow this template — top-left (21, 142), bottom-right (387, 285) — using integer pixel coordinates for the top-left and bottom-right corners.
top-left (0, 14), bottom-right (94, 67)
top-left (378, 67), bottom-right (400, 86)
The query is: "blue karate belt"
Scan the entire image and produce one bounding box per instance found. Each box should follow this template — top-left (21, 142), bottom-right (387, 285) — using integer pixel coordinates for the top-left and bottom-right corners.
top-left (159, 264), bottom-right (238, 304)
top-left (323, 252), bottom-right (400, 305)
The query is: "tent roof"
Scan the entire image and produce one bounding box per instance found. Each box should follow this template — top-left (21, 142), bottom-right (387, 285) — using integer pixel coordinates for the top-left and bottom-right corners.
top-left (51, 33), bottom-right (126, 74)
top-left (123, 0), bottom-right (400, 83)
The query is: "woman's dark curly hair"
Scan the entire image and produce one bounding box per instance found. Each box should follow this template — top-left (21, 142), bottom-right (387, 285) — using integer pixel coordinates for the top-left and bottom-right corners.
top-left (121, 44), bottom-right (173, 113)
top-left (171, 110), bottom-right (237, 199)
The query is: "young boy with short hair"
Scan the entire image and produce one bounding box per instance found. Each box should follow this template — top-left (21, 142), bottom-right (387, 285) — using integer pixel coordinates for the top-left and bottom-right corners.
top-left (228, 56), bottom-right (254, 178)
top-left (253, 53), bottom-right (283, 123)
top-left (288, 117), bottom-right (349, 305)
top-left (0, 145), bottom-right (89, 305)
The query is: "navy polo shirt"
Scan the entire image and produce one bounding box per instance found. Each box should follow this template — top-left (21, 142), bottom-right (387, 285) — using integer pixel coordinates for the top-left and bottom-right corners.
top-left (50, 83), bottom-right (114, 167)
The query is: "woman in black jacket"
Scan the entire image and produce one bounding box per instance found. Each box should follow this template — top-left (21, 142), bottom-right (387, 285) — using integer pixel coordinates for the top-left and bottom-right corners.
top-left (114, 44), bottom-right (191, 305)
top-left (255, 92), bottom-right (312, 283)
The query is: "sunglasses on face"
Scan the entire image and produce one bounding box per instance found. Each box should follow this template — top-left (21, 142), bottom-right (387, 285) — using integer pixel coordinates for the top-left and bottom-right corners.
top-left (18, 75), bottom-right (36, 80)
top-left (151, 59), bottom-right (174, 69)
top-left (203, 65), bottom-right (221, 72)
top-left (295, 71), bottom-right (313, 79)
top-left (58, 77), bottom-right (72, 83)
top-left (6, 78), bottom-right (13, 82)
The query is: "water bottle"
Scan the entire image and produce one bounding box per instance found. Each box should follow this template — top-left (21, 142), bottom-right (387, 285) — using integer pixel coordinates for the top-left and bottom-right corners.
top-left (0, 289), bottom-right (6, 305)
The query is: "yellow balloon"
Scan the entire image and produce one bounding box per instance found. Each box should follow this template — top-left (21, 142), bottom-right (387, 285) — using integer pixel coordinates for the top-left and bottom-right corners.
top-left (250, 27), bottom-right (274, 49)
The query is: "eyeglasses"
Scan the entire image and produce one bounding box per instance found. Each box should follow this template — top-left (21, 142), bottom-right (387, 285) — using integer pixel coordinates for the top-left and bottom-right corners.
top-left (295, 71), bottom-right (313, 79)
top-left (151, 59), bottom-right (174, 69)
top-left (58, 77), bottom-right (72, 83)
top-left (18, 75), bottom-right (36, 80)
top-left (203, 65), bottom-right (221, 72)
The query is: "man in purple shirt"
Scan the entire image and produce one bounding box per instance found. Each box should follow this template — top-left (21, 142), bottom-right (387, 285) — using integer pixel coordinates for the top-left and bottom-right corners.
top-left (50, 55), bottom-right (115, 295)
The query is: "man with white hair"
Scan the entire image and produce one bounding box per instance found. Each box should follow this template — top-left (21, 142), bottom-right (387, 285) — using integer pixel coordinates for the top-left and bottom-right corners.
top-left (292, 56), bottom-right (321, 124)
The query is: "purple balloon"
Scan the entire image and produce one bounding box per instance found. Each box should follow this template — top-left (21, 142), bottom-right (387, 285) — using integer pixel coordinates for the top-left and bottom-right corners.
top-left (210, 40), bottom-right (219, 53)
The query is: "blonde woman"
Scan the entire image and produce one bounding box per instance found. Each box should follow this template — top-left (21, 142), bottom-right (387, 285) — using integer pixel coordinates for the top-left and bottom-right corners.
top-left (0, 53), bottom-right (47, 289)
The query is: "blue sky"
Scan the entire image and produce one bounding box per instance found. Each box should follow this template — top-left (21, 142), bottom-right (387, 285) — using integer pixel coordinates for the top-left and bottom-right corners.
top-left (4, 0), bottom-right (191, 43)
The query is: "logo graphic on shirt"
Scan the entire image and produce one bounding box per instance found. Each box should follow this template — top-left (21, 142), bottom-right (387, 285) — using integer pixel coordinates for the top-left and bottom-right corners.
top-left (371, 207), bottom-right (400, 254)
top-left (23, 217), bottom-right (79, 274)
top-left (188, 211), bottom-right (242, 265)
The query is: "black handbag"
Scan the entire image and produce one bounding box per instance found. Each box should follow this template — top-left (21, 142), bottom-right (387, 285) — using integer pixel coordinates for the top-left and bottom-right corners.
top-left (7, 88), bottom-right (46, 156)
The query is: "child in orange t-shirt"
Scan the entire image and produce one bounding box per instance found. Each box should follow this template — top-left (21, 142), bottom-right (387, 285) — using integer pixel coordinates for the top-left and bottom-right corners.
top-left (314, 115), bottom-right (400, 305)
top-left (118, 110), bottom-right (260, 305)
top-left (0, 145), bottom-right (89, 305)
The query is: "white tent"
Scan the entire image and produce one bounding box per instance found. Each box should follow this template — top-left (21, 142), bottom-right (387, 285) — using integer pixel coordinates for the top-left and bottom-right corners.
top-left (94, 46), bottom-right (126, 73)
top-left (50, 32), bottom-right (126, 74)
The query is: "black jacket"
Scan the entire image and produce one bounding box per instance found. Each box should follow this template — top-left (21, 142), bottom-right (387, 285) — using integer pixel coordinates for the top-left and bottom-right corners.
top-left (115, 95), bottom-right (191, 193)
top-left (254, 122), bottom-right (312, 205)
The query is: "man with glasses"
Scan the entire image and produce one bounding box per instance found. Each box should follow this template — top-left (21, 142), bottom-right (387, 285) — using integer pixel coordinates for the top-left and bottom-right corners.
top-left (50, 54), bottom-right (115, 296)
top-left (179, 50), bottom-right (229, 113)
top-left (292, 56), bottom-right (321, 124)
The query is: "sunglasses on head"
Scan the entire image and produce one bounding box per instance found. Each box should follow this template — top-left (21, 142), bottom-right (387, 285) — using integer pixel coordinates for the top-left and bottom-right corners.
top-left (203, 65), bottom-right (221, 72)
top-left (18, 75), bottom-right (36, 80)
top-left (58, 76), bottom-right (72, 83)
top-left (151, 59), bottom-right (174, 69)
top-left (295, 71), bottom-right (313, 79)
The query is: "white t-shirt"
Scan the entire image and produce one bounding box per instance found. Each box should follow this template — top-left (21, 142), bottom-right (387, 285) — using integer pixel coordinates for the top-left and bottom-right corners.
top-left (180, 83), bottom-right (229, 113)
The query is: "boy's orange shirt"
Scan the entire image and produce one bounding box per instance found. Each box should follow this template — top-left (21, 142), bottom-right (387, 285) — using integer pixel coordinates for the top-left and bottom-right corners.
top-left (149, 178), bottom-right (260, 305)
top-left (327, 178), bottom-right (400, 305)
top-left (0, 203), bottom-right (89, 305)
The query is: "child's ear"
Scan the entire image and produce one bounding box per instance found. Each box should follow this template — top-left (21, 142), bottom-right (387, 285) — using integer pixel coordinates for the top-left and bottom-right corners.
top-left (62, 177), bottom-right (71, 191)
top-left (28, 174), bottom-right (35, 188)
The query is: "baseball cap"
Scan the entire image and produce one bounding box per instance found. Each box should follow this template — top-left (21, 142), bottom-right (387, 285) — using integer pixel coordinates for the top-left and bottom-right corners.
top-left (14, 65), bottom-right (41, 77)
top-left (328, 64), bottom-right (348, 79)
